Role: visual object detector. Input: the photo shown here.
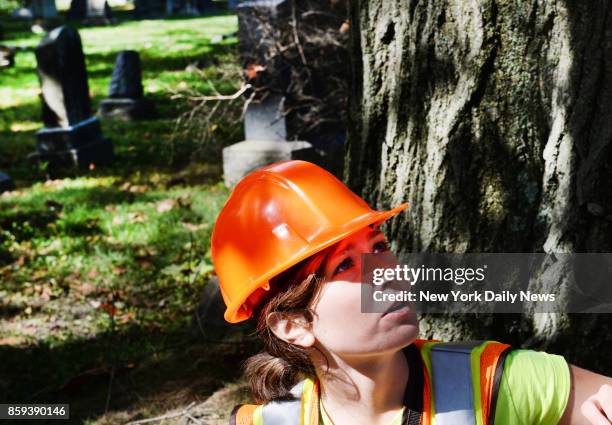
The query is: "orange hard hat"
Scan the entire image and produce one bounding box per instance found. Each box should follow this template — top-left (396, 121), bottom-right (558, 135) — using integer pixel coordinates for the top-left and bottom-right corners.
top-left (210, 160), bottom-right (408, 323)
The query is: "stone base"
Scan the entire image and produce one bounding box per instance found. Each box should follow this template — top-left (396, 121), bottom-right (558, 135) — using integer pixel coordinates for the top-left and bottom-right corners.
top-left (222, 139), bottom-right (319, 188)
top-left (0, 171), bottom-right (15, 193)
top-left (98, 97), bottom-right (156, 121)
top-left (31, 117), bottom-right (114, 169)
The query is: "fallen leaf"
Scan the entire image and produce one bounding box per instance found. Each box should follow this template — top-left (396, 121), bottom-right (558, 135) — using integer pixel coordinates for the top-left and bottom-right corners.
top-left (244, 63), bottom-right (266, 80)
top-left (99, 302), bottom-right (117, 317)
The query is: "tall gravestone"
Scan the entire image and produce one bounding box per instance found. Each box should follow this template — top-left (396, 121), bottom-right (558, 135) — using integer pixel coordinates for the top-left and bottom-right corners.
top-left (223, 0), bottom-right (350, 187)
top-left (31, 26), bottom-right (113, 169)
top-left (224, 0), bottom-right (348, 184)
top-left (99, 50), bottom-right (155, 121)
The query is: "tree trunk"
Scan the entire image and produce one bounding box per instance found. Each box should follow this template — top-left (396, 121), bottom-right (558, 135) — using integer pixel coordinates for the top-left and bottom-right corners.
top-left (346, 0), bottom-right (612, 373)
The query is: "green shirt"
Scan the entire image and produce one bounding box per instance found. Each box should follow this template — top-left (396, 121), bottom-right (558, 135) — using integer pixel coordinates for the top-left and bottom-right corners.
top-left (319, 349), bottom-right (571, 425)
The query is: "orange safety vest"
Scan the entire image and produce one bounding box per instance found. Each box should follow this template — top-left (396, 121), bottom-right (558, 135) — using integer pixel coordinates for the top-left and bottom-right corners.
top-left (230, 339), bottom-right (516, 425)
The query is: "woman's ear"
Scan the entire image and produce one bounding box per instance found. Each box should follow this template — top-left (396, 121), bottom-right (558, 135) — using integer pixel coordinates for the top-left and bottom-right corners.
top-left (266, 311), bottom-right (315, 348)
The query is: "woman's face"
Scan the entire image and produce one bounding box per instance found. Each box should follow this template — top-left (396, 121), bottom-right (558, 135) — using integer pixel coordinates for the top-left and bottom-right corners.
top-left (309, 224), bottom-right (419, 357)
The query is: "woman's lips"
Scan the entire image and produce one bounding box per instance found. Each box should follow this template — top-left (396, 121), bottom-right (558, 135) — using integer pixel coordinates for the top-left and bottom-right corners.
top-left (382, 301), bottom-right (410, 316)
top-left (382, 305), bottom-right (412, 320)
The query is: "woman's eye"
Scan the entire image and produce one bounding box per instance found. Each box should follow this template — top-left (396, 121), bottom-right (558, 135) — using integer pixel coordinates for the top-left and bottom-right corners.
top-left (334, 257), bottom-right (353, 275)
top-left (373, 241), bottom-right (389, 254)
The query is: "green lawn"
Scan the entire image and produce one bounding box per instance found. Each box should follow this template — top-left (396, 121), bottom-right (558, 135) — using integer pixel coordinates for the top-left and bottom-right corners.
top-left (0, 11), bottom-right (257, 424)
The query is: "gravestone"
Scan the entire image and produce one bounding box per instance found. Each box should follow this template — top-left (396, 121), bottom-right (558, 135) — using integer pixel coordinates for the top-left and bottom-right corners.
top-left (68, 0), bottom-right (112, 22)
top-left (99, 51), bottom-right (155, 121)
top-left (0, 172), bottom-right (15, 194)
top-left (31, 0), bottom-right (57, 19)
top-left (222, 94), bottom-right (317, 188)
top-left (234, 0), bottom-right (348, 179)
top-left (31, 25), bottom-right (113, 169)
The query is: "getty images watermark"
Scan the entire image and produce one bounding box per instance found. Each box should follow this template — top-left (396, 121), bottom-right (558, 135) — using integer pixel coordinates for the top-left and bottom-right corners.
top-left (360, 252), bottom-right (612, 314)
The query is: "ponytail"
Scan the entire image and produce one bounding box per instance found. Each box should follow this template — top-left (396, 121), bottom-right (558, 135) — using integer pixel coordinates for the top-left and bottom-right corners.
top-left (243, 352), bottom-right (302, 402)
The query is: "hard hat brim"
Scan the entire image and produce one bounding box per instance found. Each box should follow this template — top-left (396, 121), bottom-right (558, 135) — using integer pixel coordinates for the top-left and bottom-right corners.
top-left (224, 201), bottom-right (409, 323)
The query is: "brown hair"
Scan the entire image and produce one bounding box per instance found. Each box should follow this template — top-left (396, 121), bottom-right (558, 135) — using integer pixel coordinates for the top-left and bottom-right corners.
top-left (242, 243), bottom-right (338, 404)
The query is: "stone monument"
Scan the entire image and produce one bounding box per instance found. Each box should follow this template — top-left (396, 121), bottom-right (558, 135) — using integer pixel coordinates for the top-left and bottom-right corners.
top-left (231, 0), bottom-right (348, 180)
top-left (31, 25), bottom-right (113, 169)
top-left (99, 50), bottom-right (155, 121)
top-left (222, 94), bottom-right (317, 188)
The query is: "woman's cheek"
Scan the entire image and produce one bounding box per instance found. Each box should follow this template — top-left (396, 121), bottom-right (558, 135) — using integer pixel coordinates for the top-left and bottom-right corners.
top-left (312, 283), bottom-right (380, 351)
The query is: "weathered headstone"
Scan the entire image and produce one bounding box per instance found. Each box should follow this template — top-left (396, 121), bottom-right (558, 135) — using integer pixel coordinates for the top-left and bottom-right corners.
top-left (0, 172), bottom-right (15, 194)
top-left (68, 0), bottom-right (112, 22)
top-left (31, 26), bottom-right (113, 169)
top-left (233, 0), bottom-right (348, 179)
top-left (222, 94), bottom-right (317, 188)
top-left (99, 50), bottom-right (155, 121)
top-left (31, 0), bottom-right (57, 19)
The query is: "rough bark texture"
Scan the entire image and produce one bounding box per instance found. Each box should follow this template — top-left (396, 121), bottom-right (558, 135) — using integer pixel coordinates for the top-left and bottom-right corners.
top-left (347, 0), bottom-right (612, 374)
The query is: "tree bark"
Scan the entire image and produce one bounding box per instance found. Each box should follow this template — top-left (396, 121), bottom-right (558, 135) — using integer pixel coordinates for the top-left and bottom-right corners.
top-left (347, 0), bottom-right (612, 373)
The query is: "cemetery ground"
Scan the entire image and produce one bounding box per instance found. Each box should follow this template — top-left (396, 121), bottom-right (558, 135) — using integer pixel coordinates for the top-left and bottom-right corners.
top-left (0, 11), bottom-right (257, 424)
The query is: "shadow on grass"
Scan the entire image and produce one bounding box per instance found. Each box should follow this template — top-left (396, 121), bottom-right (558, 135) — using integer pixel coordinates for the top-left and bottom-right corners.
top-left (0, 323), bottom-right (259, 423)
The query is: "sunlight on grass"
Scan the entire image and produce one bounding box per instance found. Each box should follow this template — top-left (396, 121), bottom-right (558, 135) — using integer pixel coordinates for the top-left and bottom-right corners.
top-left (0, 12), bottom-right (244, 417)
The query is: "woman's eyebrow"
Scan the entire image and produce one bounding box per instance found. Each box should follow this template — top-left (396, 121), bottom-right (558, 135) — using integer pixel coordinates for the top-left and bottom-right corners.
top-left (335, 229), bottom-right (383, 255)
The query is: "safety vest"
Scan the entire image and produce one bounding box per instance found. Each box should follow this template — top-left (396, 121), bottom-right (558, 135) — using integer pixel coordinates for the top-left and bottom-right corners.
top-left (230, 339), bottom-right (516, 425)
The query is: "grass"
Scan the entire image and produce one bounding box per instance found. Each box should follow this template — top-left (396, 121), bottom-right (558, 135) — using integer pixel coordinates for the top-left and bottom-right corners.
top-left (0, 9), bottom-right (258, 424)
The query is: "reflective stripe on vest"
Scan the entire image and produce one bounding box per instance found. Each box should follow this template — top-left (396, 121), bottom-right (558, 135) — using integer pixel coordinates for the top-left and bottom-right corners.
top-left (260, 380), bottom-right (304, 425)
top-left (230, 339), bottom-right (514, 425)
top-left (429, 340), bottom-right (482, 425)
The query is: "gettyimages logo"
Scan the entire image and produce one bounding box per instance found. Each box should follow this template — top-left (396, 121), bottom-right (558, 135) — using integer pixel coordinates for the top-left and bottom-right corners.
top-left (360, 252), bottom-right (612, 314)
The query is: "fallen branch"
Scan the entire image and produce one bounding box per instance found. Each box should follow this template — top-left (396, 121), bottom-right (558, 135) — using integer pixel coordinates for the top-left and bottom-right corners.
top-left (170, 83), bottom-right (252, 102)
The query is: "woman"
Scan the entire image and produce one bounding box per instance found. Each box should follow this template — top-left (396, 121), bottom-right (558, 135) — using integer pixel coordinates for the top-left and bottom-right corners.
top-left (211, 160), bottom-right (612, 425)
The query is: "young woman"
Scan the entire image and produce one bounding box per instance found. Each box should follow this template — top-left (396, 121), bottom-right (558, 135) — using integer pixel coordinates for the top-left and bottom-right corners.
top-left (211, 160), bottom-right (612, 425)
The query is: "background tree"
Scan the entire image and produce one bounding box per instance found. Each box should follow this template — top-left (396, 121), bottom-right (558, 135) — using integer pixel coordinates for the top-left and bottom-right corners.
top-left (346, 0), bottom-right (612, 374)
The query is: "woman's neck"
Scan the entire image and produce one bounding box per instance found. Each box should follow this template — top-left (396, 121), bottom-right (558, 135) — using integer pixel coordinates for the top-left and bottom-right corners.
top-left (314, 348), bottom-right (410, 425)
